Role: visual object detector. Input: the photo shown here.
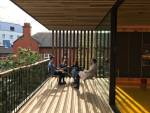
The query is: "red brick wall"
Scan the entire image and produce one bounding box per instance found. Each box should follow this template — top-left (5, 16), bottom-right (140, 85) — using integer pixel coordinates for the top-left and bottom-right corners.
top-left (13, 23), bottom-right (39, 54)
top-left (39, 48), bottom-right (52, 54)
top-left (39, 47), bottom-right (77, 66)
top-left (13, 37), bottom-right (39, 54)
top-left (0, 54), bottom-right (10, 60)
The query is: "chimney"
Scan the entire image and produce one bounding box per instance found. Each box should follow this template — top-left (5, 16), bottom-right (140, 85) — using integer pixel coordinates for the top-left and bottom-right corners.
top-left (23, 23), bottom-right (31, 38)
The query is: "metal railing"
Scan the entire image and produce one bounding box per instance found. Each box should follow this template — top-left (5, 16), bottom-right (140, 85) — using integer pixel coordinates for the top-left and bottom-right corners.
top-left (0, 60), bottom-right (49, 113)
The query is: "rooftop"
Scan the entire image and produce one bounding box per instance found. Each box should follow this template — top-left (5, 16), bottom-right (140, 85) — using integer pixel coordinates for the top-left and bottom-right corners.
top-left (0, 47), bottom-right (13, 54)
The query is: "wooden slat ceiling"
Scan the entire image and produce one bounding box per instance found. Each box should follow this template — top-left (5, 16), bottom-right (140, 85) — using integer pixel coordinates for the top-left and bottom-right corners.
top-left (118, 0), bottom-right (150, 26)
top-left (11, 0), bottom-right (116, 30)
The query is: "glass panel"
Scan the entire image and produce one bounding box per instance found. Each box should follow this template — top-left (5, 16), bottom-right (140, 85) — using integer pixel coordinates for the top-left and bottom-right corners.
top-left (116, 16), bottom-right (150, 113)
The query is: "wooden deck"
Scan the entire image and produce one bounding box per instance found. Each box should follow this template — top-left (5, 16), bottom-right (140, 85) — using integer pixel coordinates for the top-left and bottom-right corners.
top-left (18, 77), bottom-right (113, 113)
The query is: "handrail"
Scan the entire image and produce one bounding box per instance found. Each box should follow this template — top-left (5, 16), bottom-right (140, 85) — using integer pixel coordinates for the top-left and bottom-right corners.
top-left (0, 59), bottom-right (49, 77)
top-left (0, 59), bottom-right (49, 113)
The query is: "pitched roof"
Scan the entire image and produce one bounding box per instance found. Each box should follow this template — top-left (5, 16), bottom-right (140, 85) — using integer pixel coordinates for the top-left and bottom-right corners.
top-left (32, 32), bottom-right (79, 48)
top-left (0, 47), bottom-right (13, 54)
top-left (32, 32), bottom-right (52, 47)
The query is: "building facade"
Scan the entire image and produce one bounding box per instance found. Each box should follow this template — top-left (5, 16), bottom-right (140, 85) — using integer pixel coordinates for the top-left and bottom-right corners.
top-left (13, 23), bottom-right (78, 67)
top-left (0, 47), bottom-right (13, 60)
top-left (0, 21), bottom-right (23, 48)
top-left (13, 23), bottom-right (39, 54)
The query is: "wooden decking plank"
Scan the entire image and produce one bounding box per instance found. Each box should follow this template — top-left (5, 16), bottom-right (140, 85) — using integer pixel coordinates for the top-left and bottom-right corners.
top-left (88, 79), bottom-right (112, 113)
top-left (101, 78), bottom-right (109, 90)
top-left (79, 81), bottom-right (87, 113)
top-left (46, 82), bottom-right (66, 113)
top-left (29, 78), bottom-right (58, 113)
top-left (65, 78), bottom-right (73, 113)
top-left (56, 78), bottom-right (70, 113)
top-left (84, 80), bottom-right (99, 113)
top-left (88, 79), bottom-right (107, 113)
top-left (73, 89), bottom-right (78, 113)
top-left (82, 81), bottom-right (92, 113)
top-left (61, 78), bottom-right (71, 113)
top-left (38, 79), bottom-right (58, 113)
top-left (97, 78), bottom-right (109, 96)
top-left (94, 78), bottom-right (113, 113)
top-left (18, 77), bottom-right (55, 113)
top-left (17, 78), bottom-right (113, 113)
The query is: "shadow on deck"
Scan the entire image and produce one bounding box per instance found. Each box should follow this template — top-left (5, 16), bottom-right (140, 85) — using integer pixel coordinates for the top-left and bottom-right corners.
top-left (18, 77), bottom-right (113, 113)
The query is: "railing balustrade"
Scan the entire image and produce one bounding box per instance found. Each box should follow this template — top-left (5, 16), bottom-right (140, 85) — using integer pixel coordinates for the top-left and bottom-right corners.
top-left (0, 60), bottom-right (49, 113)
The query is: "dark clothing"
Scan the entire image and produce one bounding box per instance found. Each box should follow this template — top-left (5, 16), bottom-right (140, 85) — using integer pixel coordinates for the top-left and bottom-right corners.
top-left (58, 63), bottom-right (68, 84)
top-left (71, 64), bottom-right (80, 89)
top-left (48, 62), bottom-right (66, 84)
top-left (48, 62), bottom-right (57, 76)
top-left (59, 63), bottom-right (67, 72)
top-left (71, 64), bottom-right (79, 79)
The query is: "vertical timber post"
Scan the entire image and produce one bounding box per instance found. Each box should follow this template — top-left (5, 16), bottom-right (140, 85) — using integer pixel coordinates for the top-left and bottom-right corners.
top-left (109, 0), bottom-right (124, 110)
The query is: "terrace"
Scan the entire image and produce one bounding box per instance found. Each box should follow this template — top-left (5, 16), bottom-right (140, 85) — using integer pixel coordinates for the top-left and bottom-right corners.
top-left (1, 0), bottom-right (150, 113)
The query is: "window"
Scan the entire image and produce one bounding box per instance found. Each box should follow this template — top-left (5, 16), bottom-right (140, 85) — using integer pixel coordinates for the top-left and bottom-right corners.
top-left (44, 53), bottom-right (50, 59)
top-left (10, 26), bottom-right (15, 31)
top-left (2, 34), bottom-right (5, 39)
top-left (10, 35), bottom-right (13, 39)
top-left (3, 40), bottom-right (11, 48)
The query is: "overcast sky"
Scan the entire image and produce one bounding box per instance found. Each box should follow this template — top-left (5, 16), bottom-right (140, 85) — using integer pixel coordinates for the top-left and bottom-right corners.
top-left (0, 0), bottom-right (49, 35)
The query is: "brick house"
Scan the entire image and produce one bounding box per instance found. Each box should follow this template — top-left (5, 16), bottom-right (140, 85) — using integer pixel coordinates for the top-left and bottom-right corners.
top-left (13, 23), bottom-right (39, 54)
top-left (0, 46), bottom-right (13, 60)
top-left (32, 32), bottom-right (77, 67)
top-left (13, 23), bottom-right (77, 66)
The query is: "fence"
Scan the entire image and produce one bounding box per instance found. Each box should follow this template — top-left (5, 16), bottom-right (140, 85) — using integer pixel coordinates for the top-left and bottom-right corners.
top-left (0, 60), bottom-right (49, 113)
top-left (51, 30), bottom-right (111, 77)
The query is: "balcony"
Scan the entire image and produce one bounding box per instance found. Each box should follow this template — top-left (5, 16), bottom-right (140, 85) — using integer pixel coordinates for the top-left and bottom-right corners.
top-left (1, 0), bottom-right (149, 112)
top-left (18, 77), bottom-right (113, 113)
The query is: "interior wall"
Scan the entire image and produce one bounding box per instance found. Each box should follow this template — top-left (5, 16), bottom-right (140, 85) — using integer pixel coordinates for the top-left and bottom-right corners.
top-left (117, 32), bottom-right (150, 77)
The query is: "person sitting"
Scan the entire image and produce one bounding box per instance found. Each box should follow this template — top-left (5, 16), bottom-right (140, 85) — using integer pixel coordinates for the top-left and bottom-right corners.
top-left (48, 56), bottom-right (66, 85)
top-left (71, 61), bottom-right (80, 89)
top-left (58, 59), bottom-right (68, 84)
top-left (79, 59), bottom-right (97, 81)
top-left (48, 56), bottom-right (55, 75)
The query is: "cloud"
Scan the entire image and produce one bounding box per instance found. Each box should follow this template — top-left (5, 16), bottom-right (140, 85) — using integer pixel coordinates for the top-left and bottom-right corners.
top-left (0, 0), bottom-right (49, 35)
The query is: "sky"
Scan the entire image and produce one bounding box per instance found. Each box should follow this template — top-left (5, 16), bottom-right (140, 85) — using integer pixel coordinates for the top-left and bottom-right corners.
top-left (0, 0), bottom-right (49, 35)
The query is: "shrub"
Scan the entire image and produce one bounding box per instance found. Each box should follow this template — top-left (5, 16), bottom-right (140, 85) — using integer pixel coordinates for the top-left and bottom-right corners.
top-left (0, 48), bottom-right (40, 71)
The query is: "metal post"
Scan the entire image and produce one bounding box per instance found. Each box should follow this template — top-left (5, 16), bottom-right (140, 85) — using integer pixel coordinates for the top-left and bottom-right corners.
top-left (80, 30), bottom-right (82, 67)
top-left (73, 30), bottom-right (76, 64)
top-left (91, 30), bottom-right (93, 59)
top-left (87, 30), bottom-right (89, 69)
top-left (76, 31), bottom-right (79, 63)
top-left (109, 4), bottom-right (117, 107)
top-left (66, 30), bottom-right (69, 66)
top-left (99, 31), bottom-right (102, 76)
top-left (70, 30), bottom-right (72, 66)
top-left (109, 0), bottom-right (124, 107)
top-left (59, 30), bottom-right (61, 65)
top-left (56, 30), bottom-right (58, 67)
top-left (83, 30), bottom-right (86, 68)
top-left (103, 32), bottom-right (105, 76)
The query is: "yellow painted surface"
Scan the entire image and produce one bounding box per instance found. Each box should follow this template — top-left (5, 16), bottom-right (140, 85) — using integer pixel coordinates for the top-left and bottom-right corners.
top-left (116, 87), bottom-right (149, 113)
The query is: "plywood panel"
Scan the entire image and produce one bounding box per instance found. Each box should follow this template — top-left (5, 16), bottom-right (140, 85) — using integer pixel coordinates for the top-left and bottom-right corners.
top-left (11, 0), bottom-right (115, 30)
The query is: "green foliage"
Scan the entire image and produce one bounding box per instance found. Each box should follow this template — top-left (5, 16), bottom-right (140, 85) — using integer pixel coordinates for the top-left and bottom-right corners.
top-left (17, 48), bottom-right (40, 66)
top-left (0, 48), bottom-right (40, 71)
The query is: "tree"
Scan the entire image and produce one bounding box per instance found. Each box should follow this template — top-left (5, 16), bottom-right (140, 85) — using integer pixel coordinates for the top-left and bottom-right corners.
top-left (0, 48), bottom-right (40, 71)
